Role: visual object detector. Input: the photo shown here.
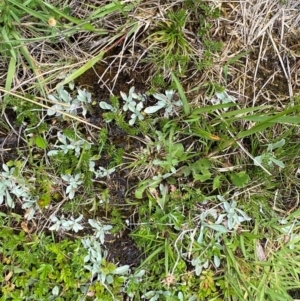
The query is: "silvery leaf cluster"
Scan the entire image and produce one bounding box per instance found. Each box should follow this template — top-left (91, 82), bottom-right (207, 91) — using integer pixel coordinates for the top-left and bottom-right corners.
top-left (88, 219), bottom-right (113, 244)
top-left (121, 86), bottom-right (146, 125)
top-left (47, 86), bottom-right (92, 117)
top-left (61, 173), bottom-right (83, 199)
top-left (144, 90), bottom-right (182, 117)
top-left (48, 132), bottom-right (91, 158)
top-left (49, 214), bottom-right (84, 232)
top-left (0, 164), bottom-right (37, 216)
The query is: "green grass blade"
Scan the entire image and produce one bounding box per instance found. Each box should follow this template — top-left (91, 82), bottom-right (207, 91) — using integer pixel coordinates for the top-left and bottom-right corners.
top-left (224, 51), bottom-right (250, 82)
top-left (60, 51), bottom-right (105, 86)
top-left (220, 105), bottom-right (271, 118)
top-left (8, 0), bottom-right (45, 20)
top-left (4, 57), bottom-right (16, 103)
top-left (10, 31), bottom-right (46, 97)
top-left (135, 245), bottom-right (165, 269)
top-left (242, 115), bottom-right (300, 124)
top-left (188, 103), bottom-right (236, 117)
top-left (237, 104), bottom-right (300, 139)
top-left (89, 1), bottom-right (125, 19)
top-left (165, 239), bottom-right (169, 274)
top-left (171, 72), bottom-right (190, 115)
top-left (42, 2), bottom-right (87, 25)
top-left (1, 27), bottom-right (16, 60)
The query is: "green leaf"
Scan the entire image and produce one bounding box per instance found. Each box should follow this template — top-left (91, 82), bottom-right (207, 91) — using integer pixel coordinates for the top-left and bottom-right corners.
top-left (135, 178), bottom-right (162, 199)
top-left (188, 127), bottom-right (221, 141)
top-left (13, 267), bottom-right (26, 273)
top-left (193, 158), bottom-right (211, 172)
top-left (81, 23), bottom-right (95, 31)
top-left (213, 175), bottom-right (222, 190)
top-left (89, 1), bottom-right (125, 19)
top-left (189, 103), bottom-right (236, 117)
top-left (171, 143), bottom-right (184, 158)
top-left (37, 264), bottom-right (53, 280)
top-left (193, 172), bottom-right (211, 182)
top-left (219, 105), bottom-right (271, 118)
top-left (8, 0), bottom-right (47, 21)
top-left (35, 136), bottom-right (47, 149)
top-left (42, 2), bottom-right (85, 24)
top-left (230, 171), bottom-right (250, 187)
top-left (269, 138), bottom-right (285, 150)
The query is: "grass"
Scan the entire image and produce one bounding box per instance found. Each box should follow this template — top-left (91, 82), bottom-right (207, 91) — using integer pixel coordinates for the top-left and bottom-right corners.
top-left (1, 0), bottom-right (300, 300)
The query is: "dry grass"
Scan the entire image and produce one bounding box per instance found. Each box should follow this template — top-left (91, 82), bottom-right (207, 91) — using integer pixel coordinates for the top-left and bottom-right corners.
top-left (1, 0), bottom-right (300, 109)
top-left (204, 0), bottom-right (300, 108)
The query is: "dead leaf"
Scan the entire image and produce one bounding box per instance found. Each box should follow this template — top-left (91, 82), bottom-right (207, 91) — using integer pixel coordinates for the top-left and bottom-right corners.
top-left (86, 291), bottom-right (95, 297)
top-left (256, 241), bottom-right (267, 261)
top-left (209, 134), bottom-right (221, 141)
top-left (21, 222), bottom-right (29, 233)
top-left (5, 270), bottom-right (13, 282)
top-left (24, 208), bottom-right (34, 220)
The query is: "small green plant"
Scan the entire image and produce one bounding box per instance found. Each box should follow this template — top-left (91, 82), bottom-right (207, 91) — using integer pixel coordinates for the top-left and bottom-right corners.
top-left (0, 220), bottom-right (88, 300)
top-left (146, 8), bottom-right (192, 75)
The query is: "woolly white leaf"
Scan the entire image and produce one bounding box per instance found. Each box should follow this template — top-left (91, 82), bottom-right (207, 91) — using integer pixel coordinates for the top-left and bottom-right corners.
top-left (52, 286), bottom-right (59, 296)
top-left (47, 150), bottom-right (59, 156)
top-left (120, 91), bottom-right (127, 101)
top-left (214, 255), bottom-right (221, 267)
top-left (100, 101), bottom-right (114, 111)
top-left (72, 223), bottom-right (83, 233)
top-left (144, 105), bottom-right (165, 114)
top-left (6, 190), bottom-right (14, 208)
top-left (112, 265), bottom-right (130, 275)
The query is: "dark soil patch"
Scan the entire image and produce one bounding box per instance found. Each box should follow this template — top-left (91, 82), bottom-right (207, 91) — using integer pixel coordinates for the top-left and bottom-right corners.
top-left (288, 288), bottom-right (300, 299)
top-left (105, 231), bottom-right (143, 267)
top-left (77, 45), bottom-right (151, 101)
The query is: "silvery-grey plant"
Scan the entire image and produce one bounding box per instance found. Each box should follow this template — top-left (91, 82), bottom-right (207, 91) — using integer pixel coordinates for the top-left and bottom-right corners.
top-left (217, 195), bottom-right (252, 230)
top-left (254, 138), bottom-right (285, 168)
top-left (47, 86), bottom-right (92, 117)
top-left (121, 86), bottom-right (146, 125)
top-left (88, 219), bottom-right (113, 244)
top-left (81, 237), bottom-right (130, 284)
top-left (49, 214), bottom-right (84, 232)
top-left (141, 290), bottom-right (171, 301)
top-left (61, 173), bottom-right (83, 199)
top-left (0, 164), bottom-right (38, 218)
top-left (144, 90), bottom-right (182, 117)
top-left (47, 132), bottom-right (91, 158)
